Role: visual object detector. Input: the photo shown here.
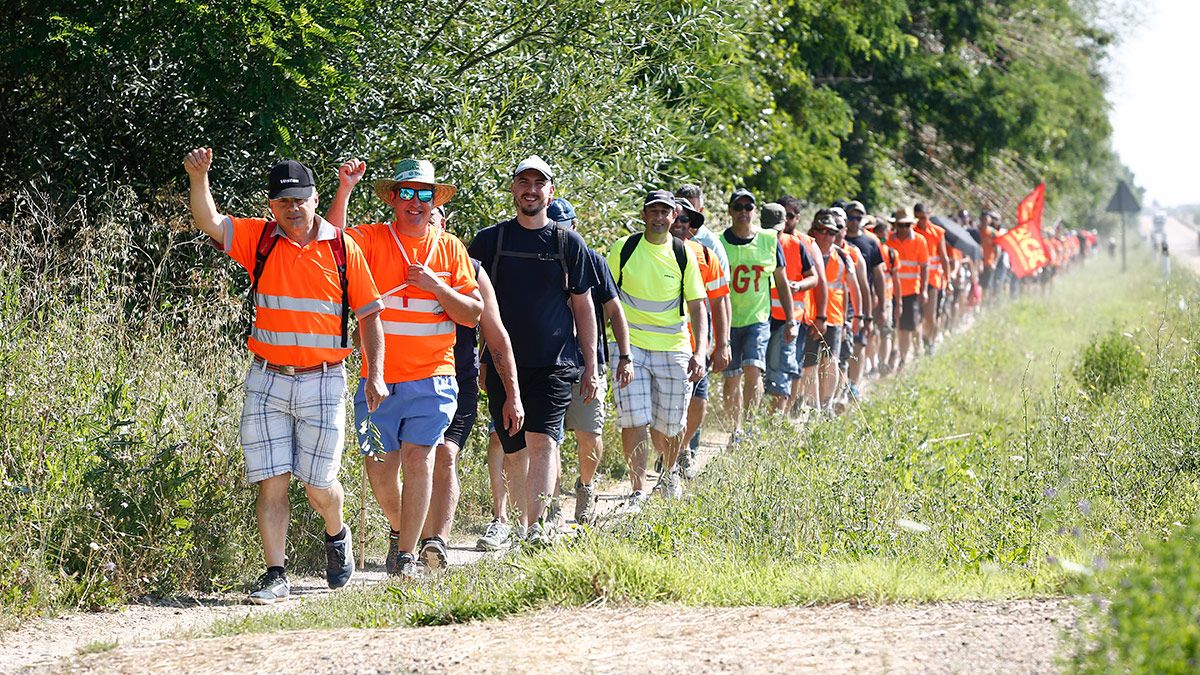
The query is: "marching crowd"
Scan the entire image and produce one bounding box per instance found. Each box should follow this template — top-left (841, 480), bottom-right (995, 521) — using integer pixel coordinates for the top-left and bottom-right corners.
top-left (182, 148), bottom-right (1093, 604)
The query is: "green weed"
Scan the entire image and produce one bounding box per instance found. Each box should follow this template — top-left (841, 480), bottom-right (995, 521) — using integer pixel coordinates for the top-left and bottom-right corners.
top-left (209, 252), bottom-right (1200, 634)
top-left (1073, 329), bottom-right (1147, 399)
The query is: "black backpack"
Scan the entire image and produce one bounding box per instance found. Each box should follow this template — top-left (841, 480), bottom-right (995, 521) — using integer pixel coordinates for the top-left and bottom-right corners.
top-left (247, 221), bottom-right (350, 348)
top-left (489, 219), bottom-right (570, 291)
top-left (616, 232), bottom-right (689, 316)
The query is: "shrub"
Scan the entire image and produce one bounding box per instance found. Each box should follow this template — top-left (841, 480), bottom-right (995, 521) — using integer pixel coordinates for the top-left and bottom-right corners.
top-left (1073, 329), bottom-right (1146, 399)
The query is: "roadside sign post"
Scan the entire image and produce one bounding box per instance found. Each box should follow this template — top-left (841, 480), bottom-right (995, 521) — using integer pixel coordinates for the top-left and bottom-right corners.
top-left (1105, 180), bottom-right (1141, 273)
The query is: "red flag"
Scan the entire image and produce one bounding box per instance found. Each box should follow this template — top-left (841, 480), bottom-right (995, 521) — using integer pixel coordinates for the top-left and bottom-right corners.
top-left (995, 183), bottom-right (1051, 278)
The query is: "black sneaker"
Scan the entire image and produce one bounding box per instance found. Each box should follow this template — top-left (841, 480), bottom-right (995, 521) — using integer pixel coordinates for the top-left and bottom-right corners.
top-left (248, 570), bottom-right (289, 605)
top-left (393, 551), bottom-right (420, 580)
top-left (385, 531), bottom-right (402, 576)
top-left (418, 536), bottom-right (448, 571)
top-left (325, 526), bottom-right (354, 589)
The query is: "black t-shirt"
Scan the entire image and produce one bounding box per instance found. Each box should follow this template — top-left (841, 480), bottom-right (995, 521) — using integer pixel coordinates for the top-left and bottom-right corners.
top-left (468, 220), bottom-right (597, 368)
top-left (588, 247), bottom-right (619, 367)
top-left (844, 233), bottom-right (883, 270)
top-left (453, 258), bottom-right (482, 381)
top-left (722, 229), bottom-right (787, 268)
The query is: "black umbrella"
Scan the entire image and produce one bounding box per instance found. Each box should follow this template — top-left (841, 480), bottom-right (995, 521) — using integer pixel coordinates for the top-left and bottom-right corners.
top-left (931, 216), bottom-right (982, 261)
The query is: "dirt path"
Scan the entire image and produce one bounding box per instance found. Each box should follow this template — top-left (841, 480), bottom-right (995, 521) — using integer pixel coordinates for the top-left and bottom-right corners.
top-left (0, 432), bottom-right (730, 672)
top-left (36, 600), bottom-right (1079, 674)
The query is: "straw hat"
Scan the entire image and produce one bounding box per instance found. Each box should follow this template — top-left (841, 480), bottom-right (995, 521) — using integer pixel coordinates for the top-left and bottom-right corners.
top-left (888, 207), bottom-right (917, 225)
top-left (373, 159), bottom-right (456, 207)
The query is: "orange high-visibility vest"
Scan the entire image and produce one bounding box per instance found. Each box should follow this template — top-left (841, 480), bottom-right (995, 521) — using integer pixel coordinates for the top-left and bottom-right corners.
top-left (770, 232), bottom-right (810, 323)
top-left (821, 247), bottom-right (851, 325)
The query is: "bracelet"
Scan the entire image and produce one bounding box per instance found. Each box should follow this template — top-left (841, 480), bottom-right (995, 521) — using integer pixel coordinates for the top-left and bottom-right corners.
top-left (863, 316), bottom-right (873, 323)
top-left (815, 315), bottom-right (827, 321)
top-left (618, 354), bottom-right (631, 361)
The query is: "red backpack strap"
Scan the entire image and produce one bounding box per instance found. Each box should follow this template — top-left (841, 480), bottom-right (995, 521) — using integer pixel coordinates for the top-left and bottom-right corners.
top-left (246, 221), bottom-right (280, 340)
top-left (327, 228), bottom-right (350, 348)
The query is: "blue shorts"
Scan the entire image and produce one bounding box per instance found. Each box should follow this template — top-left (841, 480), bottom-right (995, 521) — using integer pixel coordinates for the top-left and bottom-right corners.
top-left (691, 372), bottom-right (709, 400)
top-left (354, 375), bottom-right (458, 452)
top-left (723, 323), bottom-right (770, 376)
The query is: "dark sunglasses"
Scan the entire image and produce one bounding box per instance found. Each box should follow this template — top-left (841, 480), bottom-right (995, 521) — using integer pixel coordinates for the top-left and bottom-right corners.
top-left (847, 215), bottom-right (863, 222)
top-left (677, 213), bottom-right (691, 224)
top-left (393, 186), bottom-right (434, 203)
top-left (785, 211), bottom-right (799, 219)
top-left (730, 203), bottom-right (755, 212)
top-left (813, 229), bottom-right (837, 236)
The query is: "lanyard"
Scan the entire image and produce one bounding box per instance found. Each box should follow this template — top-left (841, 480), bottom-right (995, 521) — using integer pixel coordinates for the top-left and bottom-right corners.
top-left (380, 224), bottom-right (445, 300)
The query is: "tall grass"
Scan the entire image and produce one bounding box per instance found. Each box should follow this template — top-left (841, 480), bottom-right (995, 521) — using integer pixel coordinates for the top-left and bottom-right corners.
top-left (206, 246), bottom-right (1200, 635)
top-left (0, 185), bottom-right (632, 622)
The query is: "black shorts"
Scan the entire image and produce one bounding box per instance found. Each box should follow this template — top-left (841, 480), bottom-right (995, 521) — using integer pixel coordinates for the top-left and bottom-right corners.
top-left (931, 287), bottom-right (945, 317)
top-left (839, 327), bottom-right (853, 365)
top-left (802, 324), bottom-right (843, 368)
top-left (486, 364), bottom-right (580, 454)
top-left (442, 376), bottom-right (479, 449)
top-left (898, 294), bottom-right (922, 331)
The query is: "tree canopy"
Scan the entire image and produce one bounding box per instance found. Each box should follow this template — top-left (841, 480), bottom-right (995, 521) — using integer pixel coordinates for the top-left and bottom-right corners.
top-left (1, 0), bottom-right (1130, 243)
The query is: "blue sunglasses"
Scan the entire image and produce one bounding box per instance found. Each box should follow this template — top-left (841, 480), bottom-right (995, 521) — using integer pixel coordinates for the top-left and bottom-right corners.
top-left (393, 186), bottom-right (434, 203)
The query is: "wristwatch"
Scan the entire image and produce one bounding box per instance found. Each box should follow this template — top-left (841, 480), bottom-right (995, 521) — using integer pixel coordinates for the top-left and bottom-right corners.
top-left (618, 354), bottom-right (631, 361)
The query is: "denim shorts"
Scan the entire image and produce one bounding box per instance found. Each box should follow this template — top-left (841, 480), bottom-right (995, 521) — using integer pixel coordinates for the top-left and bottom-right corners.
top-left (765, 322), bottom-right (806, 395)
top-left (354, 375), bottom-right (458, 452)
top-left (802, 324), bottom-right (844, 368)
top-left (723, 322), bottom-right (770, 376)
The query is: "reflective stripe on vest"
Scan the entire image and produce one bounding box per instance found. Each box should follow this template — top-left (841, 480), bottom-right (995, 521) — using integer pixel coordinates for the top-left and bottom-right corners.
top-left (252, 328), bottom-right (344, 350)
top-left (628, 320), bottom-right (686, 335)
top-left (383, 296), bottom-right (444, 314)
top-left (381, 320), bottom-right (456, 337)
top-left (619, 289), bottom-right (682, 314)
top-left (256, 293), bottom-right (341, 316)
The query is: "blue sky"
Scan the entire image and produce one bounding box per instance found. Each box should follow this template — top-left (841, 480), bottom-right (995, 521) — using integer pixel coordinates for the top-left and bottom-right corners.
top-left (1106, 0), bottom-right (1200, 207)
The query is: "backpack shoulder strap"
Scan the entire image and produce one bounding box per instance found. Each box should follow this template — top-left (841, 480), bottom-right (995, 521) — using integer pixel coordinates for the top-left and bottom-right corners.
top-left (327, 228), bottom-right (350, 348)
top-left (555, 224), bottom-right (569, 291)
top-left (616, 233), bottom-right (643, 289)
top-left (246, 221), bottom-right (280, 339)
top-left (671, 237), bottom-right (688, 315)
top-left (490, 222), bottom-right (506, 286)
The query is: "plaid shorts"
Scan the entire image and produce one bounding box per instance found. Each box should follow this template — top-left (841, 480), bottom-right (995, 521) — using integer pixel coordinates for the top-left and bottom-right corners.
top-left (611, 344), bottom-right (691, 437)
top-left (240, 361), bottom-right (347, 489)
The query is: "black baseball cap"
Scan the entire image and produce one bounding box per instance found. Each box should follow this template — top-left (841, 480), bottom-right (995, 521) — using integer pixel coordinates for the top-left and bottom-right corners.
top-left (729, 188), bottom-right (756, 206)
top-left (644, 189), bottom-right (677, 210)
top-left (268, 160), bottom-right (316, 200)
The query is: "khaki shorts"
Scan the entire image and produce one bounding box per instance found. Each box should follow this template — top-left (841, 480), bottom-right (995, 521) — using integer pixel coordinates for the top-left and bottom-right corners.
top-left (612, 346), bottom-right (691, 437)
top-left (564, 367), bottom-right (607, 435)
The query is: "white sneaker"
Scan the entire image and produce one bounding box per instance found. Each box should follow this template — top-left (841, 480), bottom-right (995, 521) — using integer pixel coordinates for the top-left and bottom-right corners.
top-left (475, 518), bottom-right (512, 551)
top-left (524, 522), bottom-right (554, 549)
top-left (621, 490), bottom-right (650, 514)
top-left (666, 469), bottom-right (683, 499)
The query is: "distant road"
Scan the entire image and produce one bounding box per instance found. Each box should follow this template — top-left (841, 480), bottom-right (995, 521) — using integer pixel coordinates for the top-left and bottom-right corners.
top-left (1139, 214), bottom-right (1200, 275)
